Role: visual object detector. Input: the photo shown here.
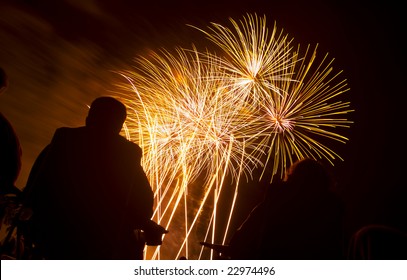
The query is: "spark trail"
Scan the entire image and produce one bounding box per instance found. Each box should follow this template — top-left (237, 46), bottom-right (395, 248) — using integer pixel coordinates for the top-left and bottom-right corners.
top-left (113, 13), bottom-right (353, 259)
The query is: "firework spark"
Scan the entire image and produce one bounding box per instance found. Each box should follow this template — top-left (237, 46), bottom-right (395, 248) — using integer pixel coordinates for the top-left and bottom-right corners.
top-left (190, 13), bottom-right (296, 104)
top-left (113, 13), bottom-right (353, 259)
top-left (192, 14), bottom-right (353, 181)
top-left (251, 44), bottom-right (353, 180)
top-left (115, 46), bottom-right (261, 259)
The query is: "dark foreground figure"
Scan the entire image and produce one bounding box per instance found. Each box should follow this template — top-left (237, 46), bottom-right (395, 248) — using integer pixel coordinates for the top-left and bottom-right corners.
top-left (0, 67), bottom-right (22, 196)
top-left (212, 158), bottom-right (345, 260)
top-left (24, 96), bottom-right (167, 259)
top-left (0, 67), bottom-right (23, 259)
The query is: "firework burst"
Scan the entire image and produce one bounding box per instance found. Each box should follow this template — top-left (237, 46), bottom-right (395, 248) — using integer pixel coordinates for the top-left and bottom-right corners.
top-left (112, 13), bottom-right (353, 259)
top-left (252, 44), bottom-right (353, 180)
top-left (190, 13), bottom-right (296, 104)
top-left (115, 46), bottom-right (261, 259)
top-left (192, 14), bottom-right (353, 181)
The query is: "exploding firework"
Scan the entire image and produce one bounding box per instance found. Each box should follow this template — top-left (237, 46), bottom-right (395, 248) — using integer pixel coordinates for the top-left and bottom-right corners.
top-left (113, 13), bottom-right (353, 259)
top-left (250, 44), bottom-right (353, 180)
top-left (190, 13), bottom-right (296, 104)
top-left (193, 14), bottom-right (353, 180)
top-left (115, 46), bottom-right (262, 259)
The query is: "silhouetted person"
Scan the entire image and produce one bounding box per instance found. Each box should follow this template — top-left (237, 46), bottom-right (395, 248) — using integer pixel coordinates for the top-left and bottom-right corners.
top-left (24, 96), bottom-right (167, 259)
top-left (348, 224), bottom-right (407, 259)
top-left (227, 158), bottom-right (344, 259)
top-left (0, 67), bottom-right (22, 196)
top-left (0, 67), bottom-right (23, 259)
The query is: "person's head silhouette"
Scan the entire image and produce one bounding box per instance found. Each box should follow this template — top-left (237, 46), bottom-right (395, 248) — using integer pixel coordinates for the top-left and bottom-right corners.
top-left (283, 158), bottom-right (332, 192)
top-left (86, 96), bottom-right (127, 134)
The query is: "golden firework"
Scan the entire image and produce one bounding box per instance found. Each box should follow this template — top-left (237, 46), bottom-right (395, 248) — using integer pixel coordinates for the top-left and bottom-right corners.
top-left (113, 13), bottom-right (353, 259)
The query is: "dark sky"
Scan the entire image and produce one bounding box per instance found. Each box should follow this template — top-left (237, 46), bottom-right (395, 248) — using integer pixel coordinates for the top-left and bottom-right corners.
top-left (0, 0), bottom-right (405, 255)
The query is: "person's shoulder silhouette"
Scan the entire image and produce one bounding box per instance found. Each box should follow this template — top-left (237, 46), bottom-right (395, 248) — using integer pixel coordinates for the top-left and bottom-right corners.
top-left (25, 96), bottom-right (166, 260)
top-left (276, 158), bottom-right (344, 258)
top-left (0, 67), bottom-right (22, 195)
top-left (228, 158), bottom-right (344, 260)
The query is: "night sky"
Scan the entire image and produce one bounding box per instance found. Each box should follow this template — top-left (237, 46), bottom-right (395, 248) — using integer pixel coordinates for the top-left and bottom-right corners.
top-left (0, 0), bottom-right (405, 257)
